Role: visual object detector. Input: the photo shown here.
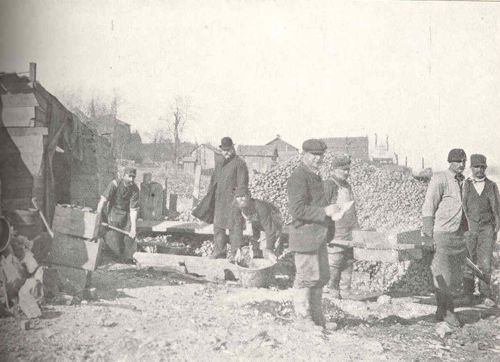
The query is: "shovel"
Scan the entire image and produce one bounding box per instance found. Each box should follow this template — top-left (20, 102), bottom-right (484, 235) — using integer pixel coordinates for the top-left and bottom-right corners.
top-left (464, 256), bottom-right (489, 284)
top-left (31, 197), bottom-right (54, 238)
top-left (101, 222), bottom-right (134, 239)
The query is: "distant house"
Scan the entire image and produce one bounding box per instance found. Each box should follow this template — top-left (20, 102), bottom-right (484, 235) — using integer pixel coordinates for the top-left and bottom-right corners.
top-left (186, 143), bottom-right (220, 172)
top-left (370, 134), bottom-right (395, 164)
top-left (237, 145), bottom-right (278, 173)
top-left (83, 114), bottom-right (131, 159)
top-left (321, 137), bottom-right (370, 160)
top-left (265, 135), bottom-right (299, 162)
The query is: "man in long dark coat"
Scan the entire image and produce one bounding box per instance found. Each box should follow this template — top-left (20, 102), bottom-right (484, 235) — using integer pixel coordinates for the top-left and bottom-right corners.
top-left (209, 137), bottom-right (249, 261)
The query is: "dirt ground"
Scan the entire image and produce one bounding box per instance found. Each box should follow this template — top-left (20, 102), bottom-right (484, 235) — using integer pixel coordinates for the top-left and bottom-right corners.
top-left (1, 259), bottom-right (499, 362)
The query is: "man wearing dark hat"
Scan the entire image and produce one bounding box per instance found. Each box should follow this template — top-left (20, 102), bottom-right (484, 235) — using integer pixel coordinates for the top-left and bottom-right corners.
top-left (323, 155), bottom-right (360, 299)
top-left (97, 166), bottom-right (140, 262)
top-left (422, 148), bottom-right (469, 326)
top-left (207, 137), bottom-right (249, 261)
top-left (233, 189), bottom-right (283, 263)
top-left (287, 138), bottom-right (340, 328)
top-left (460, 154), bottom-right (500, 307)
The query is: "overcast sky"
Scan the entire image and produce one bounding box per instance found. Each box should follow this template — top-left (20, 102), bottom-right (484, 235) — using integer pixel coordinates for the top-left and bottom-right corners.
top-left (1, 0), bottom-right (499, 171)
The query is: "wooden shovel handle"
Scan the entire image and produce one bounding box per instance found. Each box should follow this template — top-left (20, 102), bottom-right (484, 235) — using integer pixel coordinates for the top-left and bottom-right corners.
top-left (101, 222), bottom-right (132, 238)
top-left (31, 197), bottom-right (54, 238)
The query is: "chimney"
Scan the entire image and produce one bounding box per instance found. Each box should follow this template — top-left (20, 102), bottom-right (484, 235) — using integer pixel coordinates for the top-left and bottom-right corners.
top-left (29, 62), bottom-right (37, 83)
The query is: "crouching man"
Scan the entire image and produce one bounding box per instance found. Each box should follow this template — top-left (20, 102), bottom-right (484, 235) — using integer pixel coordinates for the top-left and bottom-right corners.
top-left (234, 189), bottom-right (283, 263)
top-left (96, 167), bottom-right (140, 263)
top-left (287, 139), bottom-right (339, 328)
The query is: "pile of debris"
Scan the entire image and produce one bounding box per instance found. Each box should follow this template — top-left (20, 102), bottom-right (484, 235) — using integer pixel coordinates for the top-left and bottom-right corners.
top-left (249, 152), bottom-right (428, 231)
top-left (0, 217), bottom-right (57, 321)
top-left (249, 152), bottom-right (433, 294)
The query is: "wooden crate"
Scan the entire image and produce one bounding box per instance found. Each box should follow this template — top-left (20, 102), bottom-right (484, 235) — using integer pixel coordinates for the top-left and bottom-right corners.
top-left (351, 230), bottom-right (424, 262)
top-left (48, 232), bottom-right (102, 271)
top-left (52, 205), bottom-right (100, 239)
top-left (353, 247), bottom-right (423, 263)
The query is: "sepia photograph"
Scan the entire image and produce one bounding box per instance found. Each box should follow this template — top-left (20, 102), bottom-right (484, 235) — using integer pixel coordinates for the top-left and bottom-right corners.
top-left (0, 0), bottom-right (499, 360)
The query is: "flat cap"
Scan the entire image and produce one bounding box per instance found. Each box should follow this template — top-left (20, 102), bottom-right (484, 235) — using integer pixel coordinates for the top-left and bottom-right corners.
top-left (332, 155), bottom-right (352, 168)
top-left (302, 139), bottom-right (327, 155)
top-left (123, 167), bottom-right (137, 176)
top-left (219, 137), bottom-right (234, 150)
top-left (447, 148), bottom-right (466, 163)
top-left (470, 154), bottom-right (487, 167)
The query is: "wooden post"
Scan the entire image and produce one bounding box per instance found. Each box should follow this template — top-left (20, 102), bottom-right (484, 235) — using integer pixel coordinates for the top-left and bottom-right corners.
top-left (422, 157), bottom-right (425, 169)
top-left (169, 194), bottom-right (178, 213)
top-left (405, 156), bottom-right (408, 167)
top-left (192, 164), bottom-right (202, 207)
top-left (163, 178), bottom-right (168, 215)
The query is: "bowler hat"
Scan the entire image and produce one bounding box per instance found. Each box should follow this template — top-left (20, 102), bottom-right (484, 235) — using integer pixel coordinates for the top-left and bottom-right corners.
top-left (332, 155), bottom-right (351, 168)
top-left (302, 139), bottom-right (327, 155)
top-left (124, 167), bottom-right (137, 176)
top-left (470, 154), bottom-right (487, 167)
top-left (447, 148), bottom-right (466, 163)
top-left (219, 137), bottom-right (234, 150)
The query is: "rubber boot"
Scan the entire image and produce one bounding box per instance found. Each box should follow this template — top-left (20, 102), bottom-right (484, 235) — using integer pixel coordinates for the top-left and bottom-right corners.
top-left (341, 264), bottom-right (354, 299)
top-left (455, 278), bottom-right (474, 306)
top-left (310, 287), bottom-right (326, 327)
top-left (444, 297), bottom-right (461, 328)
top-left (328, 267), bottom-right (342, 299)
top-left (293, 288), bottom-right (316, 329)
top-left (434, 288), bottom-right (446, 322)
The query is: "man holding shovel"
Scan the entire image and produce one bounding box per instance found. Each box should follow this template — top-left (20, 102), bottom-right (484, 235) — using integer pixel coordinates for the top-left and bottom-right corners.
top-left (96, 167), bottom-right (140, 263)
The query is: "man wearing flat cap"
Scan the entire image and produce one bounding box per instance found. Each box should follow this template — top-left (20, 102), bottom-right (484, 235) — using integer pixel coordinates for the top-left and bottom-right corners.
top-left (97, 166), bottom-right (140, 262)
top-left (204, 137), bottom-right (249, 261)
top-left (323, 155), bottom-right (360, 299)
top-left (422, 148), bottom-right (469, 326)
top-left (460, 154), bottom-right (500, 307)
top-left (287, 138), bottom-right (340, 328)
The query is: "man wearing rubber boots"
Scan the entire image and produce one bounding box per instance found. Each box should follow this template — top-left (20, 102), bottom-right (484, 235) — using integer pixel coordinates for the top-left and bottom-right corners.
top-left (209, 137), bottom-right (249, 262)
top-left (461, 154), bottom-right (500, 307)
top-left (287, 139), bottom-right (339, 328)
top-left (323, 155), bottom-right (360, 299)
top-left (422, 148), bottom-right (469, 327)
top-left (97, 167), bottom-right (140, 263)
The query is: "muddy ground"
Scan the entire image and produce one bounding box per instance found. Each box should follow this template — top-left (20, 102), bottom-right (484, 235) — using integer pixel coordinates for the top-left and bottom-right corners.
top-left (1, 258), bottom-right (499, 361)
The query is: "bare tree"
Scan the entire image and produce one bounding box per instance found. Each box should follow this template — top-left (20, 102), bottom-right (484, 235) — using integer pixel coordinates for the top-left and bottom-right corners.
top-left (160, 95), bottom-right (193, 171)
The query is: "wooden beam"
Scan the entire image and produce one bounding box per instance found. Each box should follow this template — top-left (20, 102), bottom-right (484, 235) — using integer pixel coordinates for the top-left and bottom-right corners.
top-left (1, 107), bottom-right (35, 127)
top-left (133, 252), bottom-right (239, 282)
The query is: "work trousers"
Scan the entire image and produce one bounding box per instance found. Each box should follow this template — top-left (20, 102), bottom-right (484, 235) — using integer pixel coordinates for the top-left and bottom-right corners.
top-left (213, 226), bottom-right (243, 257)
top-left (105, 207), bottom-right (136, 259)
top-left (464, 224), bottom-right (495, 295)
top-left (294, 243), bottom-right (330, 289)
top-left (431, 230), bottom-right (467, 295)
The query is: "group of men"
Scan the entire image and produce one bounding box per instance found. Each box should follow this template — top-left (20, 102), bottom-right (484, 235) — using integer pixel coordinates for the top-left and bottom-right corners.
top-left (422, 149), bottom-right (500, 326)
top-left (95, 136), bottom-right (499, 330)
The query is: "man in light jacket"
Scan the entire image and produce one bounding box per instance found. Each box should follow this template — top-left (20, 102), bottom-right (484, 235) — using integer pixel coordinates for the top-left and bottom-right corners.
top-left (422, 148), bottom-right (468, 327)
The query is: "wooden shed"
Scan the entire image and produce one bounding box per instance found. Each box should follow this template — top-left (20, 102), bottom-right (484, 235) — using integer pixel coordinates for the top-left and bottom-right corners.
top-left (0, 64), bottom-right (115, 235)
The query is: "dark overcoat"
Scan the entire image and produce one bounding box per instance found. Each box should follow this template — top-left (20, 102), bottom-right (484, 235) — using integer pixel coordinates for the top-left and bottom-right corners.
top-left (287, 163), bottom-right (334, 252)
top-left (210, 154), bottom-right (249, 229)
